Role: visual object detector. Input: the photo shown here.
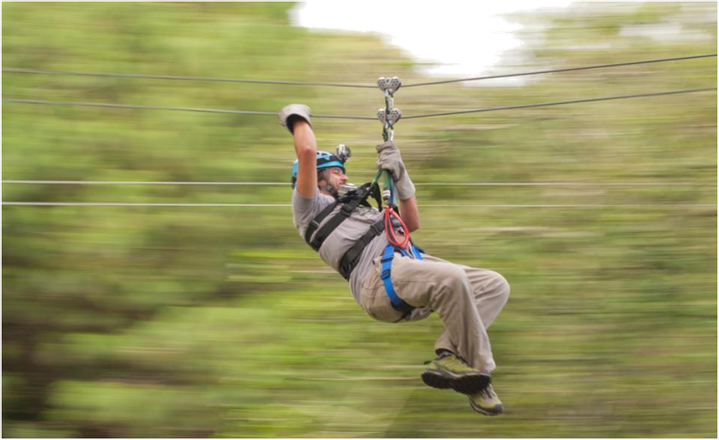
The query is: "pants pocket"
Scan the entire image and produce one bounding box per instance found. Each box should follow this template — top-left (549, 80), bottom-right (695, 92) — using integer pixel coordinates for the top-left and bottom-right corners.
top-left (361, 256), bottom-right (382, 291)
top-left (360, 276), bottom-right (406, 324)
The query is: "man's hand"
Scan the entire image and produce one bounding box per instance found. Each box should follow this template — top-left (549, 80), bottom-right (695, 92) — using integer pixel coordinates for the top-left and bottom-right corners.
top-left (279, 104), bottom-right (312, 134)
top-left (376, 141), bottom-right (416, 200)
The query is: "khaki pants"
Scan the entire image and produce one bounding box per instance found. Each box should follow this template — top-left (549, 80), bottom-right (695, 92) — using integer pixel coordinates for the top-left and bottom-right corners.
top-left (358, 252), bottom-right (510, 373)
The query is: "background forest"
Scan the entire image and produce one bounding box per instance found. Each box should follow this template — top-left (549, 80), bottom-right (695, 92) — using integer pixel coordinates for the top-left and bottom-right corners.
top-left (3, 2), bottom-right (717, 437)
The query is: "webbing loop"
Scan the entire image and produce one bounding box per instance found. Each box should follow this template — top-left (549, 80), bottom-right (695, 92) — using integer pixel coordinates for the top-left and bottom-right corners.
top-left (380, 244), bottom-right (414, 313)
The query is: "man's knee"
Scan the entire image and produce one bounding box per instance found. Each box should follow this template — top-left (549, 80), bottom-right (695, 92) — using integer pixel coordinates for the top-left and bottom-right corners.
top-left (446, 264), bottom-right (472, 288)
top-left (429, 264), bottom-right (473, 302)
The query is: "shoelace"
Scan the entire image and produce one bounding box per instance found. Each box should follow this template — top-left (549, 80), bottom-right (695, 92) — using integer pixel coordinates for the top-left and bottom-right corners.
top-left (477, 385), bottom-right (496, 399)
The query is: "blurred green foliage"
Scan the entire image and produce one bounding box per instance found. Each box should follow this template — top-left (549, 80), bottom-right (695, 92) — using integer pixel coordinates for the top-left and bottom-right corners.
top-left (3, 2), bottom-right (717, 437)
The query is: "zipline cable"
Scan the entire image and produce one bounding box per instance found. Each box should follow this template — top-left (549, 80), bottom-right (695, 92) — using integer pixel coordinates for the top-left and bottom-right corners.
top-left (1, 67), bottom-right (377, 89)
top-left (402, 53), bottom-right (718, 87)
top-left (2, 180), bottom-right (716, 187)
top-left (0, 98), bottom-right (376, 120)
top-left (3, 53), bottom-right (715, 88)
top-left (4, 87), bottom-right (716, 120)
top-left (403, 87), bottom-right (718, 119)
top-left (2, 202), bottom-right (715, 208)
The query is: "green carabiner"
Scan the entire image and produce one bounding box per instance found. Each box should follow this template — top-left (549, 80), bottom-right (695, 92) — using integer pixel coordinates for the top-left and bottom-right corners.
top-left (384, 170), bottom-right (396, 206)
top-left (370, 168), bottom-right (396, 207)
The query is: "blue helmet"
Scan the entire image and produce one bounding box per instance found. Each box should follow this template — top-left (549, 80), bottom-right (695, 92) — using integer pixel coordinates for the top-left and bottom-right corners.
top-left (291, 151), bottom-right (346, 188)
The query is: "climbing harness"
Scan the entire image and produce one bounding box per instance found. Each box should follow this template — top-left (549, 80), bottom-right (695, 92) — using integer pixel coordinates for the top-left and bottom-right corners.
top-left (305, 177), bottom-right (384, 280)
top-left (303, 181), bottom-right (379, 252)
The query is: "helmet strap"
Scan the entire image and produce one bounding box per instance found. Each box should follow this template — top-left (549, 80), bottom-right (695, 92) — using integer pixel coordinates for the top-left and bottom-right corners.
top-left (317, 170), bottom-right (336, 197)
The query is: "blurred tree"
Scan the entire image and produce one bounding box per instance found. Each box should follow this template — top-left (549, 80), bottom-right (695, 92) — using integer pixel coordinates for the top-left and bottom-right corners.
top-left (2, 2), bottom-right (716, 437)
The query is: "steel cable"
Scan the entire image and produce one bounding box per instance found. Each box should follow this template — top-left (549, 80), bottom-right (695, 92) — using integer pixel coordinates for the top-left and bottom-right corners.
top-left (403, 87), bottom-right (718, 119)
top-left (2, 180), bottom-right (715, 187)
top-left (3, 53), bottom-right (715, 88)
top-left (402, 53), bottom-right (717, 87)
top-left (4, 87), bottom-right (716, 120)
top-left (2, 202), bottom-right (715, 209)
top-left (1, 67), bottom-right (376, 88)
top-left (0, 98), bottom-right (375, 120)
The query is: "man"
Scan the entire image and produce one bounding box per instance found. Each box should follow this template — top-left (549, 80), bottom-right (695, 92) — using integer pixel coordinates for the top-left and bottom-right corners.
top-left (279, 104), bottom-right (510, 416)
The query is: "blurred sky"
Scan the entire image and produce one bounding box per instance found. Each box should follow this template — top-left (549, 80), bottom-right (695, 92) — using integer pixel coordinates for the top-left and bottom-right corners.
top-left (290, 0), bottom-right (572, 82)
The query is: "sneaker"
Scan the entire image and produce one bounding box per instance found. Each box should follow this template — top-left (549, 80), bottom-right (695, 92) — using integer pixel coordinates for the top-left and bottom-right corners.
top-left (421, 353), bottom-right (491, 395)
top-left (468, 383), bottom-right (503, 416)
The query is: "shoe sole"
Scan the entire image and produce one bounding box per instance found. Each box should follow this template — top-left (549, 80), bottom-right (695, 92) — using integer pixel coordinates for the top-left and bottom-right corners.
top-left (421, 369), bottom-right (490, 395)
top-left (469, 400), bottom-right (503, 416)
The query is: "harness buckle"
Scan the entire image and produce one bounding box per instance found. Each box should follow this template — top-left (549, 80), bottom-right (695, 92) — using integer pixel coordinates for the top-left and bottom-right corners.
top-left (381, 268), bottom-right (391, 280)
top-left (340, 203), bottom-right (354, 216)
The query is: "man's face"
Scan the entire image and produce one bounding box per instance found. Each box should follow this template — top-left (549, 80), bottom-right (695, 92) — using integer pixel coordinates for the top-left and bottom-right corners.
top-left (319, 167), bottom-right (348, 194)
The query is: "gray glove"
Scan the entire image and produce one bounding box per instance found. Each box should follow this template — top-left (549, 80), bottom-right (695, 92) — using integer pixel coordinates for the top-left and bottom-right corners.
top-left (376, 141), bottom-right (416, 200)
top-left (278, 104), bottom-right (312, 134)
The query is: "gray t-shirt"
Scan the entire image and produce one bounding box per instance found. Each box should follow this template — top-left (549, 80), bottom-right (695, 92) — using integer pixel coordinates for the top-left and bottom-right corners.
top-left (292, 188), bottom-right (388, 303)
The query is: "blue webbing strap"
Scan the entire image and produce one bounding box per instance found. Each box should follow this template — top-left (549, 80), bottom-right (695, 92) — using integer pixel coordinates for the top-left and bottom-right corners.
top-left (412, 242), bottom-right (424, 261)
top-left (380, 244), bottom-right (415, 314)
